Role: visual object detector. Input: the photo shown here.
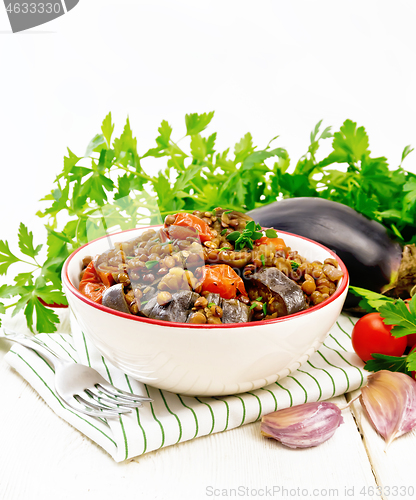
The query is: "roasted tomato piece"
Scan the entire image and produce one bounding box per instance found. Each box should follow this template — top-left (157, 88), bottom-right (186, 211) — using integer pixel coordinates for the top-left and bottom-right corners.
top-left (255, 236), bottom-right (287, 253)
top-left (95, 268), bottom-right (115, 288)
top-left (166, 213), bottom-right (213, 242)
top-left (201, 264), bottom-right (247, 299)
top-left (167, 224), bottom-right (199, 241)
top-left (79, 261), bottom-right (108, 304)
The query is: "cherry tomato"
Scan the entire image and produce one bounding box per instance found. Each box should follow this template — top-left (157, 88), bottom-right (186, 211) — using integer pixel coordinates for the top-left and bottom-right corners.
top-left (405, 333), bottom-right (416, 348)
top-left (201, 265), bottom-right (247, 299)
top-left (351, 312), bottom-right (407, 362)
top-left (79, 261), bottom-right (108, 304)
top-left (166, 213), bottom-right (213, 242)
top-left (255, 236), bottom-right (287, 253)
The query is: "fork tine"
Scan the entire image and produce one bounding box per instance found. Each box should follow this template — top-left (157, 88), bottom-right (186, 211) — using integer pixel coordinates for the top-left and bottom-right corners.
top-left (75, 394), bottom-right (132, 415)
top-left (96, 382), bottom-right (153, 402)
top-left (62, 395), bottom-right (126, 419)
top-left (86, 389), bottom-right (144, 409)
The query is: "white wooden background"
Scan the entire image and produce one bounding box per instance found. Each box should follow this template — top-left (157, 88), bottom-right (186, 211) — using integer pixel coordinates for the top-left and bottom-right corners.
top-left (1, 308), bottom-right (416, 500)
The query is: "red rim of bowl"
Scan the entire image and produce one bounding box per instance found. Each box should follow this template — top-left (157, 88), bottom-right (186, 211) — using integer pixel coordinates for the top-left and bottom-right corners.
top-left (62, 226), bottom-right (349, 329)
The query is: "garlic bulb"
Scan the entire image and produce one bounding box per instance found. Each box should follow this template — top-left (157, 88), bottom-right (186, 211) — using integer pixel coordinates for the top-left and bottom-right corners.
top-left (261, 402), bottom-right (343, 449)
top-left (360, 370), bottom-right (416, 446)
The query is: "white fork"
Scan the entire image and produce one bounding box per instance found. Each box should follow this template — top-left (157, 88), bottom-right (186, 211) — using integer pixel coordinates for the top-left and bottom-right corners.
top-left (2, 329), bottom-right (152, 419)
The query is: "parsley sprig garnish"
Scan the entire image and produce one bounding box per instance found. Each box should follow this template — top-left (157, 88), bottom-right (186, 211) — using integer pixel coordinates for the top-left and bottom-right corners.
top-left (226, 222), bottom-right (278, 250)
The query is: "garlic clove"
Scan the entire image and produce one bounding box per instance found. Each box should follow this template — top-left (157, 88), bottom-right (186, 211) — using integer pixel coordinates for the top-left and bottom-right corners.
top-left (260, 402), bottom-right (343, 449)
top-left (359, 370), bottom-right (416, 446)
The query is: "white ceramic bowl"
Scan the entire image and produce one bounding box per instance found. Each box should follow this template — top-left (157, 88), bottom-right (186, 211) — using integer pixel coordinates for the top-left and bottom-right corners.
top-left (62, 227), bottom-right (349, 396)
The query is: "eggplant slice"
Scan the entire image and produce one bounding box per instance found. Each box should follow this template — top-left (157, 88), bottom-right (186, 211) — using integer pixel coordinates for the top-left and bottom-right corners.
top-left (220, 298), bottom-right (251, 324)
top-left (204, 293), bottom-right (222, 307)
top-left (199, 293), bottom-right (251, 323)
top-left (102, 284), bottom-right (131, 314)
top-left (247, 267), bottom-right (306, 317)
top-left (140, 291), bottom-right (200, 323)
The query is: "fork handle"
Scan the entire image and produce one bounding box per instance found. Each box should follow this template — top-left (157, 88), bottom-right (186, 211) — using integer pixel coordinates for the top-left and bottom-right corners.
top-left (1, 329), bottom-right (62, 369)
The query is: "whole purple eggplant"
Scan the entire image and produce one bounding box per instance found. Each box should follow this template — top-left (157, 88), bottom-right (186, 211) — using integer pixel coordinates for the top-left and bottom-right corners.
top-left (248, 198), bottom-right (403, 310)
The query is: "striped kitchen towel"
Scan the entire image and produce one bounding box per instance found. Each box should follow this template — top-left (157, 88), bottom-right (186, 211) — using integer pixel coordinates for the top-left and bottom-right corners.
top-left (5, 314), bottom-right (366, 462)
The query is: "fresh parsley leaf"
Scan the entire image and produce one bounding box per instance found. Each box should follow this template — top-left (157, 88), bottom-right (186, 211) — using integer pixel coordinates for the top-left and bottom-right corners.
top-left (13, 272), bottom-right (34, 286)
top-left (379, 299), bottom-right (416, 338)
top-left (220, 229), bottom-right (227, 236)
top-left (401, 145), bottom-right (414, 165)
top-left (18, 223), bottom-right (42, 259)
top-left (23, 296), bottom-right (35, 332)
top-left (79, 171), bottom-right (115, 206)
top-left (156, 120), bottom-right (172, 149)
top-left (265, 228), bottom-right (278, 238)
top-left (261, 254), bottom-right (265, 266)
top-left (0, 284), bottom-right (26, 299)
top-left (318, 119), bottom-right (370, 168)
top-left (290, 261), bottom-right (300, 270)
top-left (190, 134), bottom-right (206, 161)
top-left (114, 173), bottom-right (131, 200)
top-left (234, 133), bottom-right (254, 163)
top-left (251, 231), bottom-right (263, 240)
top-left (35, 286), bottom-right (68, 306)
top-left (113, 117), bottom-right (140, 171)
top-left (62, 148), bottom-right (81, 177)
top-left (101, 112), bottom-right (115, 147)
top-left (208, 302), bottom-right (216, 308)
top-left (262, 302), bottom-right (267, 315)
top-left (85, 134), bottom-right (106, 156)
top-left (364, 353), bottom-right (411, 375)
top-left (185, 111), bottom-right (215, 136)
top-left (249, 303), bottom-right (257, 310)
top-left (226, 220), bottom-right (265, 250)
top-left (246, 221), bottom-right (256, 232)
top-left (33, 299), bottom-right (60, 333)
top-left (349, 286), bottom-right (394, 313)
top-left (406, 350), bottom-right (416, 372)
top-left (0, 240), bottom-right (19, 275)
top-left (226, 231), bottom-right (240, 242)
